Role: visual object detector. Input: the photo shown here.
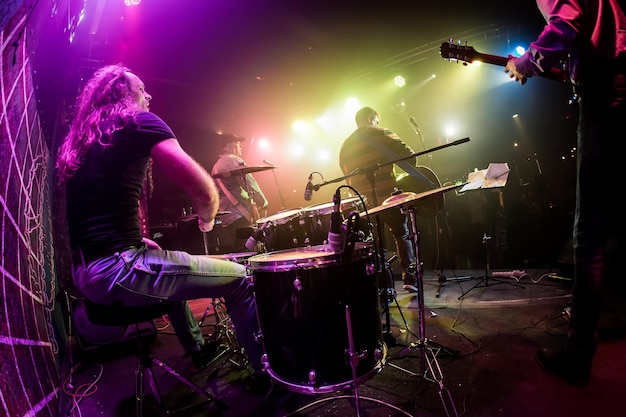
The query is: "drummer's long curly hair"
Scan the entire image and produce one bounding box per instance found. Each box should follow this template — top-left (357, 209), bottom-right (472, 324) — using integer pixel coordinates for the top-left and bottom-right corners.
top-left (56, 64), bottom-right (140, 182)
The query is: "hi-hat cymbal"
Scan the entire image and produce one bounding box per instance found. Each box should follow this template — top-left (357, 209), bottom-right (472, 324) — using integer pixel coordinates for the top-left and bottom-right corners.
top-left (212, 165), bottom-right (276, 179)
top-left (362, 184), bottom-right (463, 216)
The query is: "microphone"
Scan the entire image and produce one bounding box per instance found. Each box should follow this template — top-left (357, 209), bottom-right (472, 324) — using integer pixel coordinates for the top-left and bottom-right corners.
top-left (327, 188), bottom-right (346, 252)
top-left (244, 222), bottom-right (268, 251)
top-left (303, 173), bottom-right (314, 201)
top-left (263, 159), bottom-right (275, 166)
top-left (409, 117), bottom-right (421, 132)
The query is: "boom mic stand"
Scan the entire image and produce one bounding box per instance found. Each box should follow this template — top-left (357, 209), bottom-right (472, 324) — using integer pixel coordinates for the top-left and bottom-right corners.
top-left (305, 138), bottom-right (471, 343)
top-left (300, 138), bottom-right (469, 417)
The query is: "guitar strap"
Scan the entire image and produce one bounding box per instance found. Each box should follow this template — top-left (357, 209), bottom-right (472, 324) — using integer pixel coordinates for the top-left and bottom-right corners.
top-left (215, 178), bottom-right (253, 224)
top-left (360, 134), bottom-right (436, 190)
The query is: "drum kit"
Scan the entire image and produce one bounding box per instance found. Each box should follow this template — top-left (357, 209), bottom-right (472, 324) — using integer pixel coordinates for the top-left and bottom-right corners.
top-left (203, 151), bottom-right (466, 417)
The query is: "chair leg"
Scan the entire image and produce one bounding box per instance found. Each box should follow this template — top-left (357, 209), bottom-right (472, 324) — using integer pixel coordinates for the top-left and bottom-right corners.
top-left (132, 324), bottom-right (228, 416)
top-left (151, 357), bottom-right (228, 411)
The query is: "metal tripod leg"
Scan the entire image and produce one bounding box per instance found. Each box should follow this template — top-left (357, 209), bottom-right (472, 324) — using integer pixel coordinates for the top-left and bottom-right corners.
top-left (458, 233), bottom-right (524, 300)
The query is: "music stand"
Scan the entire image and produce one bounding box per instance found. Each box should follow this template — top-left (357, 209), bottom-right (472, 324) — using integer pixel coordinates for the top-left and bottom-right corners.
top-left (456, 163), bottom-right (524, 300)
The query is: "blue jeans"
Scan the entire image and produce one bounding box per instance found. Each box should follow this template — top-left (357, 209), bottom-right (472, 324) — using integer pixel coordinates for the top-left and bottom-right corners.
top-left (378, 209), bottom-right (416, 279)
top-left (72, 245), bottom-right (263, 373)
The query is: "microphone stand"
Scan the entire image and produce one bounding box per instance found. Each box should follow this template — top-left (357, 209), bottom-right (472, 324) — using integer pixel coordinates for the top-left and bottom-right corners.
top-left (309, 138), bottom-right (470, 194)
top-left (295, 138), bottom-right (468, 417)
top-left (307, 138), bottom-right (470, 345)
top-left (270, 167), bottom-right (286, 210)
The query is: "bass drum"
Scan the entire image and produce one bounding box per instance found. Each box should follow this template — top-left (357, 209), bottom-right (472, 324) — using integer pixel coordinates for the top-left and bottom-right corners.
top-left (248, 243), bottom-right (385, 394)
top-left (395, 165), bottom-right (443, 218)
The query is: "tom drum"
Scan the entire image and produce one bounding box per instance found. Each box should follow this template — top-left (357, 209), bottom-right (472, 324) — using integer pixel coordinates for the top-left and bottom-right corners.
top-left (247, 243), bottom-right (385, 394)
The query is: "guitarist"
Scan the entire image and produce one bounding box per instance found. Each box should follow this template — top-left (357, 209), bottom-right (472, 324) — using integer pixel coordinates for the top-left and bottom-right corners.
top-left (505, 0), bottom-right (626, 387)
top-left (211, 133), bottom-right (269, 252)
top-left (340, 106), bottom-right (437, 292)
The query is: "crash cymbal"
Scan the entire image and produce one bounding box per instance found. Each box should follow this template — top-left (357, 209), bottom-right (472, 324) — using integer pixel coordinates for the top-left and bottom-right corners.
top-left (212, 165), bottom-right (276, 179)
top-left (362, 184), bottom-right (463, 216)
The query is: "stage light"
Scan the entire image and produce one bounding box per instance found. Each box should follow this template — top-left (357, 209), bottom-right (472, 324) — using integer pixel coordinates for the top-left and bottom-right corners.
top-left (394, 75), bottom-right (406, 87)
top-left (124, 0), bottom-right (141, 6)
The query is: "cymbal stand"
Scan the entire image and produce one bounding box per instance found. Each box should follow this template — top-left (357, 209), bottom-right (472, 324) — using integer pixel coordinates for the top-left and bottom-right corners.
top-left (387, 205), bottom-right (459, 417)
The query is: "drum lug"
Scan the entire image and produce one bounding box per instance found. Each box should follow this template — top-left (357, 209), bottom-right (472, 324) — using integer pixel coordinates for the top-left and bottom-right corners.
top-left (292, 277), bottom-right (303, 318)
top-left (308, 370), bottom-right (317, 385)
top-left (374, 348), bottom-right (383, 361)
top-left (261, 353), bottom-right (270, 371)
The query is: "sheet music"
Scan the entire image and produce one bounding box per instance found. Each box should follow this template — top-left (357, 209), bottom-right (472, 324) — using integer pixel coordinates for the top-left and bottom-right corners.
top-left (460, 163), bottom-right (510, 192)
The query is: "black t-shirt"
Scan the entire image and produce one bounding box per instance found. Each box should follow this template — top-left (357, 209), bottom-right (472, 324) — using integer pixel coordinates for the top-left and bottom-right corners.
top-left (66, 112), bottom-right (175, 253)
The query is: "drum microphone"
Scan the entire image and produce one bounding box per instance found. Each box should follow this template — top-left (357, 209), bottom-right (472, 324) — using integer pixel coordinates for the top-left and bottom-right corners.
top-left (245, 222), bottom-right (268, 251)
top-left (327, 188), bottom-right (346, 253)
top-left (303, 173), bottom-right (314, 201)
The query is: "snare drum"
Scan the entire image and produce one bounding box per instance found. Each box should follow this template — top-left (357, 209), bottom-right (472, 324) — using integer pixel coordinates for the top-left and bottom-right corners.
top-left (255, 208), bottom-right (308, 252)
top-left (302, 196), bottom-right (365, 246)
top-left (247, 243), bottom-right (385, 394)
top-left (204, 251), bottom-right (257, 264)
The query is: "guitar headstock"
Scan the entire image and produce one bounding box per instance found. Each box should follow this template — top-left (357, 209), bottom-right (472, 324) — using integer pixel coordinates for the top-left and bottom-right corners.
top-left (440, 40), bottom-right (478, 66)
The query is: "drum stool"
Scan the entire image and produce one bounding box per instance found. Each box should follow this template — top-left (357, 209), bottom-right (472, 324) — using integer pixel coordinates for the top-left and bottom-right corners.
top-left (81, 299), bottom-right (227, 416)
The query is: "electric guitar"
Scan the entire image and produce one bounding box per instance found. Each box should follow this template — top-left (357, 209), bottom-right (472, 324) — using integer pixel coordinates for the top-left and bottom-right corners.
top-left (439, 40), bottom-right (570, 84)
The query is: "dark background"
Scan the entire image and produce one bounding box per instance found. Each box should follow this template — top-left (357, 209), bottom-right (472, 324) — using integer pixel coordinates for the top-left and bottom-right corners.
top-left (34, 0), bottom-right (577, 270)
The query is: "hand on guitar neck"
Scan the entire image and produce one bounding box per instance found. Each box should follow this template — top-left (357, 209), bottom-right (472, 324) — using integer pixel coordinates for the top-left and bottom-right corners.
top-left (439, 40), bottom-right (570, 84)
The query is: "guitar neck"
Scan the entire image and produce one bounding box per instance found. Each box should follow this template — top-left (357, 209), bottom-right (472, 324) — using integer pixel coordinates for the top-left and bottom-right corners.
top-left (475, 52), bottom-right (508, 68)
top-left (440, 41), bottom-right (569, 83)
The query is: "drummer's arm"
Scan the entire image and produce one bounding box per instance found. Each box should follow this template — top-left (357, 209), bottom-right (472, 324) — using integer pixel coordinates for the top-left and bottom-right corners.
top-left (151, 138), bottom-right (219, 232)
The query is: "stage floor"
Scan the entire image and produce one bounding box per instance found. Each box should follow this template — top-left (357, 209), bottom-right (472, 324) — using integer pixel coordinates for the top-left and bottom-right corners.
top-left (63, 268), bottom-right (626, 417)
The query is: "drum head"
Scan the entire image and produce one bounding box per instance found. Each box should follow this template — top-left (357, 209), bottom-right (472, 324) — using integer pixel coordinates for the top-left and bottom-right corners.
top-left (247, 242), bottom-right (371, 272)
top-left (205, 252), bottom-right (257, 263)
top-left (303, 196), bottom-right (362, 216)
top-left (256, 208), bottom-right (303, 225)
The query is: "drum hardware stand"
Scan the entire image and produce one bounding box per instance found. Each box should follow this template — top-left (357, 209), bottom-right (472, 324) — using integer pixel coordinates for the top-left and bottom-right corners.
top-left (285, 305), bottom-right (412, 417)
top-left (386, 205), bottom-right (459, 417)
top-left (198, 298), bottom-right (248, 370)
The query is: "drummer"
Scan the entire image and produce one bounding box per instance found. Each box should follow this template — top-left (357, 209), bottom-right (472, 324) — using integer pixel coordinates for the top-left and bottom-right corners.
top-left (211, 133), bottom-right (269, 252)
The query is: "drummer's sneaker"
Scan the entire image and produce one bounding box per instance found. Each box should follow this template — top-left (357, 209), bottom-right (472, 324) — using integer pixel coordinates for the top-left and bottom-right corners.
top-left (402, 272), bottom-right (418, 293)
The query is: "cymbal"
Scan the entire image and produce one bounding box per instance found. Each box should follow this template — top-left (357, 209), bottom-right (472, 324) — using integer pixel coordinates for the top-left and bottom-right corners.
top-left (362, 184), bottom-right (463, 216)
top-left (212, 165), bottom-right (276, 179)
